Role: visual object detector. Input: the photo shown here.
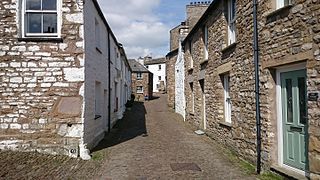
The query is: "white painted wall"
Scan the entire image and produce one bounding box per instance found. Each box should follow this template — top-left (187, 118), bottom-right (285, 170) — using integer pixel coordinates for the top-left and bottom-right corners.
top-left (146, 63), bottom-right (166, 93)
top-left (175, 40), bottom-right (186, 120)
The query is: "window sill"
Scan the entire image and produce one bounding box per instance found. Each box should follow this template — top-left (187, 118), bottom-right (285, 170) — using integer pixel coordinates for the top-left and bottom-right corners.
top-left (96, 47), bottom-right (102, 54)
top-left (94, 115), bottom-right (102, 120)
top-left (221, 43), bottom-right (237, 54)
top-left (200, 59), bottom-right (209, 65)
top-left (18, 37), bottom-right (63, 42)
top-left (219, 121), bottom-right (232, 128)
top-left (266, 5), bottom-right (293, 24)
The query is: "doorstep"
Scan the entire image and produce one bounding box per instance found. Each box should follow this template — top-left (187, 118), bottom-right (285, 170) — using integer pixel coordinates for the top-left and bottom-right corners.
top-left (270, 165), bottom-right (308, 180)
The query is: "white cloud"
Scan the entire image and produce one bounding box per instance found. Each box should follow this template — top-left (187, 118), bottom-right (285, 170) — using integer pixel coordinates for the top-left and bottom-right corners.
top-left (97, 0), bottom-right (169, 59)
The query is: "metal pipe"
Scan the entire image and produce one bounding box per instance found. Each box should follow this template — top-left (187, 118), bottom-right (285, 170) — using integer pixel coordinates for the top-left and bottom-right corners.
top-left (107, 30), bottom-right (111, 133)
top-left (253, 0), bottom-right (261, 174)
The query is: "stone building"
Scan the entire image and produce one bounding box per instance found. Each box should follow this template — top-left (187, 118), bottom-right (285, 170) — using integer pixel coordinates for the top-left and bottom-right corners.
top-left (166, 1), bottom-right (210, 111)
top-left (0, 0), bottom-right (131, 159)
top-left (144, 57), bottom-right (166, 93)
top-left (179, 0), bottom-right (320, 179)
top-left (128, 59), bottom-right (153, 101)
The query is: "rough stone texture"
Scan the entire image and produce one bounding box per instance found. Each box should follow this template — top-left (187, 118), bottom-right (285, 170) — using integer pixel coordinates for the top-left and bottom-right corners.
top-left (186, 2), bottom-right (211, 30)
top-left (131, 72), bottom-right (153, 102)
top-left (166, 53), bottom-right (177, 109)
top-left (180, 0), bottom-right (320, 178)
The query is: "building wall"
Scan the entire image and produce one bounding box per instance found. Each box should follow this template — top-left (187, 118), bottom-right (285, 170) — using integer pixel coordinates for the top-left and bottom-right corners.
top-left (131, 72), bottom-right (153, 101)
top-left (166, 53), bottom-right (177, 109)
top-left (175, 43), bottom-right (186, 119)
top-left (146, 63), bottom-right (166, 93)
top-left (183, 0), bottom-right (320, 178)
top-left (186, 2), bottom-right (210, 30)
top-left (0, 0), bottom-right (85, 157)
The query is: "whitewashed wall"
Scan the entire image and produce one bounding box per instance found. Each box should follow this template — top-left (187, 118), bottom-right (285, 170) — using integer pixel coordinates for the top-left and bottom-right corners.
top-left (146, 63), bottom-right (166, 93)
top-left (175, 41), bottom-right (186, 120)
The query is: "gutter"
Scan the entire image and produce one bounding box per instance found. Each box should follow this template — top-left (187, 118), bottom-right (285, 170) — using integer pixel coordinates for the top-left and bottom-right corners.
top-left (253, 0), bottom-right (261, 174)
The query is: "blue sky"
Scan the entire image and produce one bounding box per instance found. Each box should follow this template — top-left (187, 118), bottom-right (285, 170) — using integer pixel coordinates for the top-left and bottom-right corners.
top-left (97, 0), bottom-right (192, 59)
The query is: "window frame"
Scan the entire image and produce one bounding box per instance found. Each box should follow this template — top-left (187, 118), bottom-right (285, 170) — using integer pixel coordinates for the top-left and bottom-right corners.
top-left (21, 0), bottom-right (61, 38)
top-left (227, 0), bottom-right (236, 45)
top-left (136, 86), bottom-right (144, 94)
top-left (137, 72), bottom-right (142, 79)
top-left (189, 39), bottom-right (194, 68)
top-left (158, 76), bottom-right (161, 81)
top-left (158, 65), bottom-right (162, 70)
top-left (276, 0), bottom-right (291, 9)
top-left (203, 25), bottom-right (209, 60)
top-left (223, 74), bottom-right (232, 124)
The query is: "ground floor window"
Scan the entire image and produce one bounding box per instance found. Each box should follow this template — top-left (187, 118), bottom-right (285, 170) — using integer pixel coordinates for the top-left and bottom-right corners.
top-left (223, 74), bottom-right (231, 123)
top-left (137, 86), bottom-right (143, 94)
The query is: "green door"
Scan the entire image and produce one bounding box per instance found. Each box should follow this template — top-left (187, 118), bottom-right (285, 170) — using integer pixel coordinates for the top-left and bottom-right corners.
top-left (281, 69), bottom-right (308, 171)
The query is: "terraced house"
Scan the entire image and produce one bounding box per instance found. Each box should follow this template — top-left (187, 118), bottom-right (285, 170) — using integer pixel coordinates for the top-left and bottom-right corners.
top-left (0, 0), bottom-right (132, 159)
top-left (169, 0), bottom-right (320, 179)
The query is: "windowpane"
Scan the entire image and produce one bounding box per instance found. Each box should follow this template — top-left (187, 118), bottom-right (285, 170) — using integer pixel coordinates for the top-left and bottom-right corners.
top-left (27, 13), bottom-right (42, 33)
top-left (42, 0), bottom-right (57, 10)
top-left (286, 79), bottom-right (293, 123)
top-left (43, 14), bottom-right (57, 33)
top-left (26, 0), bottom-right (41, 10)
top-left (298, 77), bottom-right (307, 125)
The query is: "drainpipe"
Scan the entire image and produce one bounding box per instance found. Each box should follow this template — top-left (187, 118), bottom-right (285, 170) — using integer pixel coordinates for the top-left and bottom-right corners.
top-left (253, 0), bottom-right (261, 174)
top-left (107, 30), bottom-right (111, 133)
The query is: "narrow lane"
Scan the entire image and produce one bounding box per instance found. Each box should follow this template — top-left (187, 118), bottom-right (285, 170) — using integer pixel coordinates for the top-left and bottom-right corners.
top-left (97, 94), bottom-right (256, 179)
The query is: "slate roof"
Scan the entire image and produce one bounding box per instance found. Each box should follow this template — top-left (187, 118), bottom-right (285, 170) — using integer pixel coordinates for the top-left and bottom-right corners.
top-left (128, 59), bottom-right (150, 73)
top-left (144, 57), bottom-right (166, 65)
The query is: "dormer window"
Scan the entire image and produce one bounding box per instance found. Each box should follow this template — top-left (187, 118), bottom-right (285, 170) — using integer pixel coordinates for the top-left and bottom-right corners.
top-left (22, 0), bottom-right (60, 38)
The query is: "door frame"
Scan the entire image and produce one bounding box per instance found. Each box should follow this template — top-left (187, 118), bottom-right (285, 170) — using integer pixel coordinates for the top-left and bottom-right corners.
top-left (276, 62), bottom-right (307, 175)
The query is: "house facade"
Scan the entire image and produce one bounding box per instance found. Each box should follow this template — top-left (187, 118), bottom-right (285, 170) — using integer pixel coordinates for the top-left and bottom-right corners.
top-left (173, 0), bottom-right (320, 178)
top-left (0, 0), bottom-right (131, 159)
top-left (129, 59), bottom-right (153, 101)
top-left (144, 57), bottom-right (166, 93)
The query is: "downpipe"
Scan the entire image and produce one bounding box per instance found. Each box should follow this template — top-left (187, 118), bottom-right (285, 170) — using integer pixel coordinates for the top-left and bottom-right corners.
top-left (253, 0), bottom-right (262, 174)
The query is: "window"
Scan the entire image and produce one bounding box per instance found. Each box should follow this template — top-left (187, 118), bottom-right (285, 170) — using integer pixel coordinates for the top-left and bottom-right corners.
top-left (95, 81), bottom-right (101, 119)
top-left (276, 0), bottom-right (291, 9)
top-left (158, 76), bottom-right (161, 81)
top-left (136, 86), bottom-right (143, 94)
top-left (137, 73), bottom-right (142, 79)
top-left (22, 0), bottom-right (60, 37)
top-left (158, 65), bottom-right (161, 70)
top-left (95, 18), bottom-right (101, 50)
top-left (190, 83), bottom-right (195, 114)
top-left (189, 39), bottom-right (193, 68)
top-left (227, 0), bottom-right (236, 45)
top-left (223, 74), bottom-right (231, 123)
top-left (203, 25), bottom-right (209, 60)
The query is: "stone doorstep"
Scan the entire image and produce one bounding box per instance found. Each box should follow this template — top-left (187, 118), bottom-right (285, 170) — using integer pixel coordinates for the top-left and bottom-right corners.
top-left (270, 165), bottom-right (308, 180)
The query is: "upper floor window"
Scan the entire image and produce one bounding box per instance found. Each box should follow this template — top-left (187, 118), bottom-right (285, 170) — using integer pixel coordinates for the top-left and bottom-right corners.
top-left (22, 0), bottom-right (60, 38)
top-left (276, 0), bottom-right (291, 9)
top-left (189, 39), bottom-right (193, 68)
top-left (158, 76), bottom-right (161, 81)
top-left (203, 25), bottom-right (209, 60)
top-left (137, 73), bottom-right (142, 79)
top-left (158, 65), bottom-right (161, 70)
top-left (227, 0), bottom-right (236, 45)
top-left (136, 86), bottom-right (143, 94)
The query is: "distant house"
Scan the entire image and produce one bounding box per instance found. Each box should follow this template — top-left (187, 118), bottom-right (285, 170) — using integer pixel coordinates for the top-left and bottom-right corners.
top-left (128, 60), bottom-right (153, 101)
top-left (144, 57), bottom-right (166, 93)
top-left (0, 0), bottom-right (131, 159)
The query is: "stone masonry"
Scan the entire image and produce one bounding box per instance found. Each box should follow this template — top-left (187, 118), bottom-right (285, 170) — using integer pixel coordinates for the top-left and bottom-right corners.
top-left (181, 0), bottom-right (320, 178)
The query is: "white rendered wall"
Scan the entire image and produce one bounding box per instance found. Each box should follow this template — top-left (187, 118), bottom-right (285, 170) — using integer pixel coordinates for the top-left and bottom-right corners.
top-left (147, 63), bottom-right (166, 93)
top-left (175, 41), bottom-right (186, 120)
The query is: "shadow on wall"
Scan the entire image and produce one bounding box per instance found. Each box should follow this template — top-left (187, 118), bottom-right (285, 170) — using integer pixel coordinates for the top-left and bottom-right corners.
top-left (92, 101), bottom-right (147, 152)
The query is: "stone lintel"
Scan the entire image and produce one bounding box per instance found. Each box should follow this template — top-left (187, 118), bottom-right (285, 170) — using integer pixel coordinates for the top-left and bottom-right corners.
top-left (216, 61), bottom-right (232, 75)
top-left (262, 50), bottom-right (313, 69)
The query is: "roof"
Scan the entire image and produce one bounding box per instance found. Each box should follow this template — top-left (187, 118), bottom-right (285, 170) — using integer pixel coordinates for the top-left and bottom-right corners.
top-left (144, 57), bottom-right (166, 65)
top-left (128, 59), bottom-right (150, 73)
top-left (182, 0), bottom-right (218, 46)
top-left (166, 48), bottom-right (178, 58)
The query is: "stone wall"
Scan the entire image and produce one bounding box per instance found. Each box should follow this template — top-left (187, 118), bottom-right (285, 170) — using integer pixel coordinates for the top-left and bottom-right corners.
top-left (186, 2), bottom-right (210, 30)
top-left (166, 53), bottom-right (177, 109)
top-left (0, 0), bottom-right (85, 157)
top-left (183, 0), bottom-right (320, 178)
top-left (131, 72), bottom-right (153, 102)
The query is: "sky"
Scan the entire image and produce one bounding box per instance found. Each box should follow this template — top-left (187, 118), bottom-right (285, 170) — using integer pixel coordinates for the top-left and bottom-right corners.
top-left (97, 0), bottom-right (192, 59)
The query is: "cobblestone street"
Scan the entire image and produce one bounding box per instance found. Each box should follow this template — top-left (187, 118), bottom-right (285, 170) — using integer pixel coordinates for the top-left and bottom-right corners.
top-left (0, 94), bottom-right (257, 179)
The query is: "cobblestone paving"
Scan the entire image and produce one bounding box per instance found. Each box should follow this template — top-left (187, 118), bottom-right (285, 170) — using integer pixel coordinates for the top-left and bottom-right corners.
top-left (97, 94), bottom-right (256, 179)
top-left (0, 94), bottom-right (257, 179)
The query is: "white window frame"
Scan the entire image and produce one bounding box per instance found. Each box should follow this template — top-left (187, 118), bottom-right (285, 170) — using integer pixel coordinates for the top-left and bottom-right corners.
top-left (21, 0), bottom-right (61, 38)
top-left (203, 25), bottom-right (209, 60)
top-left (189, 39), bottom-right (194, 68)
top-left (223, 74), bottom-right (232, 123)
top-left (137, 72), bottom-right (142, 79)
top-left (227, 0), bottom-right (236, 45)
top-left (276, 0), bottom-right (291, 9)
top-left (136, 86), bottom-right (143, 94)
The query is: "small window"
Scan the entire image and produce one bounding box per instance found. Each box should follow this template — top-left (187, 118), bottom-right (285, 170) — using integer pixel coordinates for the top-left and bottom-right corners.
top-left (137, 86), bottom-right (143, 94)
top-left (22, 0), bottom-right (60, 37)
top-left (276, 0), bottom-right (291, 9)
top-left (146, 65), bottom-right (149, 69)
top-left (158, 65), bottom-right (161, 70)
top-left (190, 83), bottom-right (195, 114)
top-left (223, 74), bottom-right (231, 123)
top-left (227, 0), bottom-right (236, 45)
top-left (203, 25), bottom-right (208, 60)
top-left (95, 19), bottom-right (101, 50)
top-left (158, 76), bottom-right (161, 81)
top-left (137, 73), bottom-right (142, 79)
top-left (189, 39), bottom-right (193, 68)
top-left (95, 81), bottom-right (102, 119)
